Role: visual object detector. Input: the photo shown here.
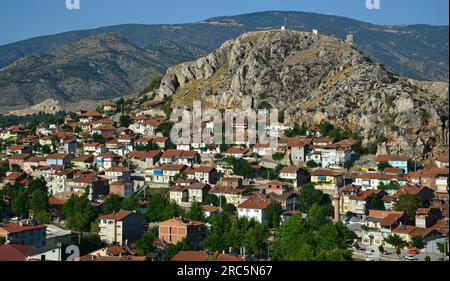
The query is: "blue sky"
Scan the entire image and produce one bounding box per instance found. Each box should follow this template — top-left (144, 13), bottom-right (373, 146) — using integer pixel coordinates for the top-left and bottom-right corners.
top-left (0, 0), bottom-right (448, 45)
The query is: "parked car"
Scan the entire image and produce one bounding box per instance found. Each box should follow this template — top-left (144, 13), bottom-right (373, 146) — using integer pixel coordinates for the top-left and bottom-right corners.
top-left (404, 255), bottom-right (417, 261)
top-left (407, 249), bottom-right (419, 255)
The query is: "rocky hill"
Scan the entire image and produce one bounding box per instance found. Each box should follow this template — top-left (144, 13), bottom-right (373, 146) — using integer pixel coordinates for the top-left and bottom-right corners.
top-left (0, 11), bottom-right (448, 82)
top-left (157, 29), bottom-right (449, 160)
top-left (0, 33), bottom-right (163, 112)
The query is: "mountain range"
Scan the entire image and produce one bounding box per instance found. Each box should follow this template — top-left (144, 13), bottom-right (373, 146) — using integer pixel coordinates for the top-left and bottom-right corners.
top-left (0, 11), bottom-right (448, 112)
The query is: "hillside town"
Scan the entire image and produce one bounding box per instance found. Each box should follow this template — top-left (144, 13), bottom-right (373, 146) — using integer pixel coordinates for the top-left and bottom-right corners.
top-left (0, 98), bottom-right (448, 262)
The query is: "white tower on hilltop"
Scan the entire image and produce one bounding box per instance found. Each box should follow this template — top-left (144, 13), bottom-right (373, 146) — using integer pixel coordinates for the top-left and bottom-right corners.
top-left (281, 18), bottom-right (287, 30)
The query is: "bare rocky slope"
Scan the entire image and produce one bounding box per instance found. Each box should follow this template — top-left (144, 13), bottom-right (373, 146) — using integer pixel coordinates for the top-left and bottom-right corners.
top-left (157, 29), bottom-right (449, 160)
top-left (0, 33), bottom-right (164, 112)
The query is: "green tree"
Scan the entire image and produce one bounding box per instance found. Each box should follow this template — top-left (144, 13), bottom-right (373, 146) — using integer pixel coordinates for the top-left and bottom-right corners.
top-left (377, 162), bottom-right (393, 172)
top-left (135, 227), bottom-right (159, 256)
top-left (272, 153), bottom-right (285, 162)
top-left (121, 196), bottom-right (139, 211)
top-left (146, 193), bottom-right (169, 222)
top-left (119, 115), bottom-right (132, 128)
top-left (63, 195), bottom-right (96, 232)
top-left (11, 189), bottom-right (28, 217)
top-left (394, 194), bottom-right (424, 220)
top-left (34, 210), bottom-right (51, 224)
top-left (296, 183), bottom-right (331, 212)
top-left (102, 194), bottom-right (122, 214)
top-left (92, 133), bottom-right (105, 144)
top-left (307, 203), bottom-right (331, 230)
top-left (306, 160), bottom-right (319, 169)
top-left (186, 203), bottom-right (205, 222)
top-left (243, 223), bottom-right (269, 259)
top-left (366, 194), bottom-right (385, 213)
top-left (29, 190), bottom-right (49, 214)
top-left (384, 234), bottom-right (407, 255)
top-left (222, 203), bottom-right (236, 214)
top-left (411, 236), bottom-right (426, 250)
top-left (148, 75), bottom-right (162, 91)
top-left (265, 202), bottom-right (283, 229)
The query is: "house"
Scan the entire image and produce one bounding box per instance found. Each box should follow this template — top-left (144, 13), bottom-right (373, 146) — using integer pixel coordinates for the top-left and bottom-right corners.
top-left (202, 205), bottom-right (220, 218)
top-left (7, 145), bottom-right (32, 156)
top-left (130, 118), bottom-right (163, 136)
top-left (310, 169), bottom-right (345, 194)
top-left (98, 211), bottom-right (145, 245)
top-left (0, 244), bottom-right (35, 261)
top-left (265, 180), bottom-right (290, 195)
top-left (347, 189), bottom-right (387, 215)
top-left (47, 170), bottom-right (74, 195)
top-left (0, 221), bottom-right (47, 248)
top-left (185, 166), bottom-right (219, 185)
top-left (102, 101), bottom-right (117, 113)
top-left (338, 185), bottom-right (361, 215)
top-left (79, 111), bottom-right (103, 123)
top-left (209, 188), bottom-right (247, 207)
top-left (136, 136), bottom-right (169, 150)
top-left (186, 183), bottom-right (210, 203)
top-left (83, 143), bottom-right (107, 155)
top-left (436, 154), bottom-right (449, 168)
top-left (61, 139), bottom-right (77, 154)
top-left (354, 172), bottom-right (407, 191)
top-left (279, 166), bottom-right (308, 188)
top-left (158, 218), bottom-right (205, 249)
top-left (147, 164), bottom-right (187, 184)
top-left (23, 156), bottom-right (45, 173)
top-left (218, 176), bottom-right (244, 189)
top-left (110, 181), bottom-right (134, 198)
top-left (3, 172), bottom-right (29, 185)
top-left (46, 153), bottom-right (74, 167)
top-left (64, 175), bottom-right (109, 201)
top-left (104, 167), bottom-right (131, 183)
top-left (225, 147), bottom-right (249, 159)
top-left (95, 152), bottom-right (122, 170)
top-left (127, 150), bottom-right (162, 170)
top-left (252, 143), bottom-right (278, 157)
top-left (8, 153), bottom-right (31, 170)
top-left (237, 196), bottom-right (269, 224)
top-left (71, 155), bottom-right (94, 170)
top-left (391, 185), bottom-right (435, 205)
top-left (169, 187), bottom-right (188, 204)
top-left (171, 251), bottom-right (244, 262)
top-left (287, 137), bottom-right (312, 164)
top-left (375, 155), bottom-right (409, 173)
top-left (268, 192), bottom-right (297, 211)
top-left (160, 149), bottom-right (200, 167)
top-left (361, 210), bottom-right (406, 247)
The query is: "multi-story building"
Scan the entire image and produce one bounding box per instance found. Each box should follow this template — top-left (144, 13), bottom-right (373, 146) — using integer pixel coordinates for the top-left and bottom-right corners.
top-left (98, 211), bottom-right (145, 245)
top-left (0, 221), bottom-right (46, 248)
top-left (159, 218), bottom-right (205, 249)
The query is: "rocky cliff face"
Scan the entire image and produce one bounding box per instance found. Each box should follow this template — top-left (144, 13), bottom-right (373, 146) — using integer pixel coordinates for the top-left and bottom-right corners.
top-left (158, 29), bottom-right (449, 160)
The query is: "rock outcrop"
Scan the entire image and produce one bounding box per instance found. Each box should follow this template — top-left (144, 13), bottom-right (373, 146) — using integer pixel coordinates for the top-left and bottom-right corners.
top-left (157, 29), bottom-right (449, 160)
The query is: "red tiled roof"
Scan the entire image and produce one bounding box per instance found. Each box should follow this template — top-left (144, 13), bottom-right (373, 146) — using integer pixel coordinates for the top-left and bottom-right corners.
top-left (311, 169), bottom-right (345, 177)
top-left (99, 211), bottom-right (133, 221)
top-left (172, 251), bottom-right (244, 262)
top-left (0, 244), bottom-right (34, 261)
top-left (159, 217), bottom-right (204, 227)
top-left (238, 196), bottom-right (269, 209)
top-left (280, 166), bottom-right (299, 174)
top-left (437, 154), bottom-right (449, 163)
top-left (0, 223), bottom-right (46, 234)
top-left (375, 155), bottom-right (409, 162)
